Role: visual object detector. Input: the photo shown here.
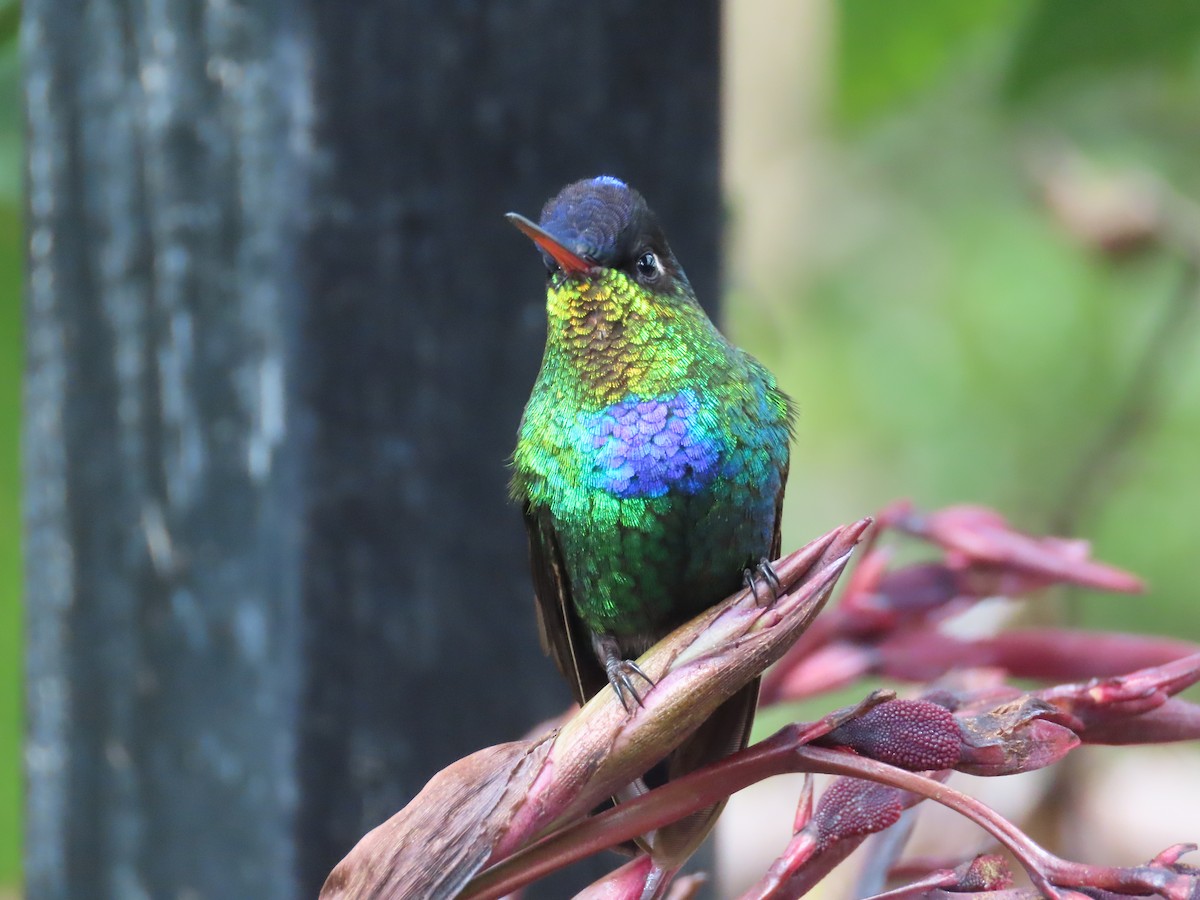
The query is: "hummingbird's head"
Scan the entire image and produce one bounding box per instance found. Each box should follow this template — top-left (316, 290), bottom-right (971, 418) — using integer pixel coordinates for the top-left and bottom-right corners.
top-left (508, 178), bottom-right (718, 400)
top-left (506, 176), bottom-right (693, 299)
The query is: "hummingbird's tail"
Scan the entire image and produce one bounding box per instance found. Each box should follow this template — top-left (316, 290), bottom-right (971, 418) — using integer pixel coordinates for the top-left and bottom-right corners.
top-left (642, 677), bottom-right (760, 876)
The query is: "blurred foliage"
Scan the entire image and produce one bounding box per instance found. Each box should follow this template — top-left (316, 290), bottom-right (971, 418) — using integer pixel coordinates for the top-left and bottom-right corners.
top-left (731, 0), bottom-right (1200, 648)
top-left (837, 0), bottom-right (1025, 124)
top-left (0, 4), bottom-right (17, 883)
top-left (1004, 0), bottom-right (1200, 102)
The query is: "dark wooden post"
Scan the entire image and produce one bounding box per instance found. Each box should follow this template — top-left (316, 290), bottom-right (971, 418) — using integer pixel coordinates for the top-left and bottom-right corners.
top-left (23, 2), bottom-right (721, 896)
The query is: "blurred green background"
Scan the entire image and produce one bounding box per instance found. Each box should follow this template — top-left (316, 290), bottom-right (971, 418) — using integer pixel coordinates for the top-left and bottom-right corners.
top-left (720, 1), bottom-right (1200, 888)
top-left (723, 0), bottom-right (1200, 642)
top-left (3, 0), bottom-right (1199, 893)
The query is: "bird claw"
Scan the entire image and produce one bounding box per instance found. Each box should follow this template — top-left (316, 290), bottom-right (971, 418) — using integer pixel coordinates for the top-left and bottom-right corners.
top-left (606, 657), bottom-right (655, 712)
top-left (743, 557), bottom-right (781, 607)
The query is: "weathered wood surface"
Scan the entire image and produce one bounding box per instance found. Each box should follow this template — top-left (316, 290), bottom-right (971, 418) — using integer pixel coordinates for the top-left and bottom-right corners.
top-left (24, 2), bottom-right (721, 895)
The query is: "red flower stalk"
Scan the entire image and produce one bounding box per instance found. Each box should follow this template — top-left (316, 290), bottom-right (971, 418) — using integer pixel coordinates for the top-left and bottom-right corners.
top-left (321, 506), bottom-right (1200, 899)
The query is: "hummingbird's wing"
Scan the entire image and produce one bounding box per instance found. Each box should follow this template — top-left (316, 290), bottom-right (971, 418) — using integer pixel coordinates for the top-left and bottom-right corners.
top-left (522, 504), bottom-right (609, 706)
top-left (771, 458), bottom-right (788, 560)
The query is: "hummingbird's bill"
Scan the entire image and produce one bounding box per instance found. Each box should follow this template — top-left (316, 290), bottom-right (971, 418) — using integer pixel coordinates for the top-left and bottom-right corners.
top-left (505, 212), bottom-right (594, 277)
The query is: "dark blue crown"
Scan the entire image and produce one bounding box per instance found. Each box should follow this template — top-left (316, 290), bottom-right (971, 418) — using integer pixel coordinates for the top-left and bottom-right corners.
top-left (537, 176), bottom-right (650, 266)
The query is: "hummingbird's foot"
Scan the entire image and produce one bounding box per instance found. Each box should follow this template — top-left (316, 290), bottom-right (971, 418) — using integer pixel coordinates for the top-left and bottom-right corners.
top-left (597, 634), bottom-right (655, 712)
top-left (758, 557), bottom-right (782, 595)
top-left (606, 657), bottom-right (655, 712)
top-left (743, 557), bottom-right (781, 607)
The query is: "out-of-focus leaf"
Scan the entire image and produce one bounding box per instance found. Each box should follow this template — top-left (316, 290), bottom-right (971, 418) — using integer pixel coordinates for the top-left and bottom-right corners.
top-left (0, 2), bottom-right (15, 53)
top-left (836, 0), bottom-right (1024, 123)
top-left (0, 44), bottom-right (17, 205)
top-left (886, 502), bottom-right (1145, 592)
top-left (1004, 0), bottom-right (1200, 103)
top-left (0, 197), bottom-right (19, 887)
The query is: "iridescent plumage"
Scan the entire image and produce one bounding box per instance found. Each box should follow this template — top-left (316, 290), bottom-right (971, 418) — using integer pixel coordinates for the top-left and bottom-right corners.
top-left (509, 176), bottom-right (793, 870)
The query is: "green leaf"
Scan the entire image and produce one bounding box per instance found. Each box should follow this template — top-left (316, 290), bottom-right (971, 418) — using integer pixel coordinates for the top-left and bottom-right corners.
top-left (1004, 0), bottom-right (1200, 102)
top-left (836, 0), bottom-right (1026, 123)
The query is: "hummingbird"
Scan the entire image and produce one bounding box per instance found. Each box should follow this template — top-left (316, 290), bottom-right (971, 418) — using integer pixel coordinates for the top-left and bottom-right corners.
top-left (507, 176), bottom-right (793, 875)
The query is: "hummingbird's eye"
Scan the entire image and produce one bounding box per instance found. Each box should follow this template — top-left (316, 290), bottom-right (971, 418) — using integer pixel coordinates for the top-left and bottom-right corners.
top-left (636, 251), bottom-right (661, 281)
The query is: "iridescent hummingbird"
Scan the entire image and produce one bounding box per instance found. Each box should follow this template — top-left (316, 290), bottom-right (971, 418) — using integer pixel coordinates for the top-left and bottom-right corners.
top-left (508, 176), bottom-right (793, 876)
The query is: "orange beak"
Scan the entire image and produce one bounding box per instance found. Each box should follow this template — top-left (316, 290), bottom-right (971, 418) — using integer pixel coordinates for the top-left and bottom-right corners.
top-left (505, 213), bottom-right (594, 277)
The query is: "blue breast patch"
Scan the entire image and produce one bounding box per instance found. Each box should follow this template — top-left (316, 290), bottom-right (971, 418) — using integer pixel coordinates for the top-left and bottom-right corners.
top-left (581, 391), bottom-right (723, 498)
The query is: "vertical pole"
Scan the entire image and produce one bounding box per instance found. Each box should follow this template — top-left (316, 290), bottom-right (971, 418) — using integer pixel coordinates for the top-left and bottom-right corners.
top-left (23, 2), bottom-right (722, 896)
